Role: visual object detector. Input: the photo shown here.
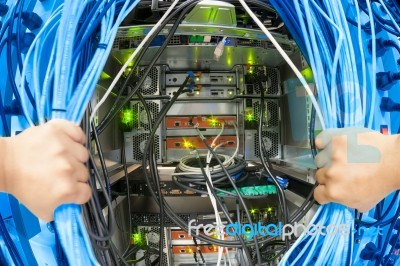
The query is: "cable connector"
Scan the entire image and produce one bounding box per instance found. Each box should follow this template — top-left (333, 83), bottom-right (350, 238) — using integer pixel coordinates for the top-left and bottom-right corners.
top-left (376, 71), bottom-right (400, 90)
top-left (380, 97), bottom-right (400, 112)
top-left (21, 11), bottom-right (43, 31)
top-left (186, 71), bottom-right (196, 91)
top-left (368, 38), bottom-right (400, 57)
top-left (360, 242), bottom-right (378, 260)
top-left (393, 218), bottom-right (400, 230)
top-left (382, 254), bottom-right (396, 266)
top-left (0, 3), bottom-right (8, 16)
top-left (3, 100), bottom-right (23, 115)
top-left (12, 32), bottom-right (35, 53)
top-left (214, 37), bottom-right (227, 61)
top-left (389, 234), bottom-right (400, 249)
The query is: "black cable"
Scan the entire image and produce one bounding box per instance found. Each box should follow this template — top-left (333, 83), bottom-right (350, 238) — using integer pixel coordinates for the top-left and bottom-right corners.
top-left (82, 110), bottom-right (114, 265)
top-left (138, 73), bottom-right (265, 250)
top-left (121, 131), bottom-right (133, 257)
top-left (192, 150), bottom-right (253, 265)
top-left (199, 138), bottom-right (261, 265)
top-left (310, 103), bottom-right (317, 158)
top-left (256, 75), bottom-right (289, 251)
top-left (135, 91), bottom-right (165, 265)
top-left (94, 0), bottom-right (201, 137)
top-left (91, 120), bottom-right (112, 199)
top-left (96, 1), bottom-right (290, 251)
top-left (94, 0), bottom-right (281, 137)
top-left (88, 154), bottom-right (117, 240)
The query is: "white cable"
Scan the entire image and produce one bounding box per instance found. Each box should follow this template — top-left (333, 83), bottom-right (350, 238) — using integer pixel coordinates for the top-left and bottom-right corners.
top-left (90, 0), bottom-right (181, 122)
top-left (223, 122), bottom-right (239, 165)
top-left (205, 124), bottom-right (225, 266)
top-left (237, 0), bottom-right (326, 130)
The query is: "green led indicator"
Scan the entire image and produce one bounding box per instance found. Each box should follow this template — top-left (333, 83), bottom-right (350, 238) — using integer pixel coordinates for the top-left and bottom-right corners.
top-left (131, 233), bottom-right (145, 246)
top-left (121, 109), bottom-right (134, 125)
top-left (301, 67), bottom-right (314, 83)
top-left (245, 113), bottom-right (254, 121)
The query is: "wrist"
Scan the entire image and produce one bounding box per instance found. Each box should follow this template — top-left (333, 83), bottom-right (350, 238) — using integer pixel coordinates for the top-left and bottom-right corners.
top-left (393, 134), bottom-right (400, 190)
top-left (0, 137), bottom-right (9, 192)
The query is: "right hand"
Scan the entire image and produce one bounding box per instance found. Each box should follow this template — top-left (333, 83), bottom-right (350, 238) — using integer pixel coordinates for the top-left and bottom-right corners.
top-left (314, 128), bottom-right (400, 212)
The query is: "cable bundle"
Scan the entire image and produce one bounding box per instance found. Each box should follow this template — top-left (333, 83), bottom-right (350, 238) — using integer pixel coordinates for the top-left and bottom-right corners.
top-left (13, 0), bottom-right (141, 265)
top-left (257, 0), bottom-right (400, 265)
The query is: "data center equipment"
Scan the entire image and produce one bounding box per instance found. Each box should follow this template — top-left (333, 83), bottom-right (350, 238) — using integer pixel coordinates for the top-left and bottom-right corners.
top-left (1, 0), bottom-right (400, 265)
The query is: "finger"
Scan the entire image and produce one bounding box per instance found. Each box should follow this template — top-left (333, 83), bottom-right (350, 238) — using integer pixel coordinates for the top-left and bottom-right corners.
top-left (314, 185), bottom-right (330, 205)
top-left (315, 129), bottom-right (336, 149)
top-left (73, 183), bottom-right (92, 205)
top-left (315, 168), bottom-right (328, 185)
top-left (315, 149), bottom-right (331, 168)
top-left (71, 160), bottom-right (89, 182)
top-left (49, 120), bottom-right (86, 145)
top-left (39, 212), bottom-right (54, 222)
top-left (68, 142), bottom-right (89, 163)
top-left (315, 127), bottom-right (373, 150)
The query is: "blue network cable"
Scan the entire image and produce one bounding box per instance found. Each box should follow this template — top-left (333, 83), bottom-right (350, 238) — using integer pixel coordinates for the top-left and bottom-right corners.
top-left (267, 0), bottom-right (400, 265)
top-left (8, 0), bottom-right (142, 265)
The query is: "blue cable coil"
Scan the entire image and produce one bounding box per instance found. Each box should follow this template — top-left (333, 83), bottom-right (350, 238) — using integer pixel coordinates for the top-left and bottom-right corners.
top-left (267, 0), bottom-right (400, 265)
top-left (0, 0), bottom-right (141, 265)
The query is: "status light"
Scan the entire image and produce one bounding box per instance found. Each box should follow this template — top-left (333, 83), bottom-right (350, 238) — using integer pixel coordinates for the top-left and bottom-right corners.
top-left (245, 113), bottom-right (254, 122)
top-left (121, 109), bottom-right (134, 125)
top-left (209, 118), bottom-right (219, 127)
top-left (183, 140), bottom-right (195, 149)
top-left (131, 233), bottom-right (144, 246)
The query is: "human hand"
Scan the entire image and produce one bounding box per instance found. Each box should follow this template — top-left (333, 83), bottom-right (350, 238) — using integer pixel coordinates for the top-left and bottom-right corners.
top-left (314, 128), bottom-right (400, 212)
top-left (0, 120), bottom-right (91, 221)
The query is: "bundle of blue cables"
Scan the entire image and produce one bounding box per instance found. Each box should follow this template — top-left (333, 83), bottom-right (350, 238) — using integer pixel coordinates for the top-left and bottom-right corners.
top-left (267, 0), bottom-right (400, 265)
top-left (0, 0), bottom-right (142, 265)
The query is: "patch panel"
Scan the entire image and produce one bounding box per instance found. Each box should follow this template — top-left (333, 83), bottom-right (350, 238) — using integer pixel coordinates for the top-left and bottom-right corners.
top-left (166, 136), bottom-right (237, 150)
top-left (166, 115), bottom-right (237, 129)
top-left (172, 245), bottom-right (235, 254)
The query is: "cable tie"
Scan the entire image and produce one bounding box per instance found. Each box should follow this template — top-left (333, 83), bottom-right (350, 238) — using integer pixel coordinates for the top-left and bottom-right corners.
top-left (98, 43), bottom-right (108, 49)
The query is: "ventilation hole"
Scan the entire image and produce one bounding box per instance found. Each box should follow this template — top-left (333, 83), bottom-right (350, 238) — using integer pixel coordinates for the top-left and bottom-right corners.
top-left (130, 101), bottom-right (160, 131)
top-left (266, 67), bottom-right (280, 95)
top-left (254, 131), bottom-right (279, 158)
top-left (237, 39), bottom-right (264, 47)
top-left (137, 67), bottom-right (159, 95)
top-left (132, 134), bottom-right (160, 161)
top-left (253, 100), bottom-right (279, 128)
